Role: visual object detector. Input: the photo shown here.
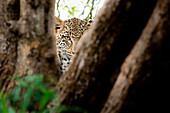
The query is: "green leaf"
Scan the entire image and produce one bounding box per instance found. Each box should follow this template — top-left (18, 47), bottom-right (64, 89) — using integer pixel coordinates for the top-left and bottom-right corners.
top-left (88, 6), bottom-right (92, 11)
top-left (63, 5), bottom-right (69, 10)
top-left (68, 10), bottom-right (74, 16)
top-left (75, 10), bottom-right (79, 12)
top-left (8, 107), bottom-right (16, 113)
top-left (40, 90), bottom-right (55, 109)
top-left (0, 95), bottom-right (8, 113)
top-left (71, 6), bottom-right (77, 11)
top-left (80, 1), bottom-right (84, 4)
top-left (20, 87), bottom-right (34, 113)
top-left (11, 87), bottom-right (22, 102)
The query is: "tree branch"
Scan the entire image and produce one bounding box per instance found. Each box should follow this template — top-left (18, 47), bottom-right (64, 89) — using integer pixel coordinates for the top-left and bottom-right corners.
top-left (56, 0), bottom-right (61, 18)
top-left (101, 0), bottom-right (170, 112)
top-left (79, 0), bottom-right (90, 19)
top-left (86, 0), bottom-right (95, 20)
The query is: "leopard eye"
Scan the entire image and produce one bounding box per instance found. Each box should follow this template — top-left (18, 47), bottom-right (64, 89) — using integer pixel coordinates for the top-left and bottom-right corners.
top-left (64, 36), bottom-right (70, 40)
top-left (67, 37), bottom-right (70, 40)
top-left (56, 26), bottom-right (60, 29)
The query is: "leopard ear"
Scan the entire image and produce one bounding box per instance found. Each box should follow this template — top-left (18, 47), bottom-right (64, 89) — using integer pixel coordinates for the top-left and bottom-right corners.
top-left (86, 19), bottom-right (93, 28)
top-left (55, 17), bottom-right (64, 29)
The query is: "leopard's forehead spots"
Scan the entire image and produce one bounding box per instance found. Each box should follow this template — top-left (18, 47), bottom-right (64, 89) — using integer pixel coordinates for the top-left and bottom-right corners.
top-left (62, 18), bottom-right (89, 39)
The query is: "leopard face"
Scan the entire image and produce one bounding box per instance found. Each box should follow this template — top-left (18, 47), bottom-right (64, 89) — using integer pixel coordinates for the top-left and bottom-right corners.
top-left (55, 17), bottom-right (92, 72)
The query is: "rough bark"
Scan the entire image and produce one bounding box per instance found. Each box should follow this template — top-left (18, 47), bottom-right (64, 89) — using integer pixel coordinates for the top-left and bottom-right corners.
top-left (0, 0), bottom-right (19, 92)
top-left (3, 0), bottom-right (60, 92)
top-left (57, 0), bottom-right (157, 112)
top-left (101, 0), bottom-right (170, 112)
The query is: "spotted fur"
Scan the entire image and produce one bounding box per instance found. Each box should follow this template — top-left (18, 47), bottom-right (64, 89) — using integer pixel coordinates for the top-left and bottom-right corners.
top-left (55, 17), bottom-right (92, 73)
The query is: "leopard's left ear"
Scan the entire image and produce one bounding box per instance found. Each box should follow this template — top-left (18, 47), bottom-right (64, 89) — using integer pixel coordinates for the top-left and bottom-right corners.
top-left (55, 16), bottom-right (64, 29)
top-left (87, 19), bottom-right (93, 28)
top-left (55, 17), bottom-right (64, 32)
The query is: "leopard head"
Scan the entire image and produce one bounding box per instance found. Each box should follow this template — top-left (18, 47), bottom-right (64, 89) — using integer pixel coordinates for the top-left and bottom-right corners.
top-left (55, 17), bottom-right (92, 53)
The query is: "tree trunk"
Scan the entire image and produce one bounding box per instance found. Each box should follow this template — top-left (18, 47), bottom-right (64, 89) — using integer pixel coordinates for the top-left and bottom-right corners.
top-left (57, 0), bottom-right (157, 112)
top-left (0, 0), bottom-right (19, 93)
top-left (101, 0), bottom-right (170, 112)
top-left (1, 0), bottom-right (61, 93)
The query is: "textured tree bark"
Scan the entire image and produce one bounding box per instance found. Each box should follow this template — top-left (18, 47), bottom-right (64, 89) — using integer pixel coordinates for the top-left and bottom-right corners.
top-left (2, 0), bottom-right (61, 92)
top-left (56, 0), bottom-right (157, 112)
top-left (15, 0), bottom-right (60, 77)
top-left (101, 0), bottom-right (170, 112)
top-left (0, 0), bottom-right (19, 93)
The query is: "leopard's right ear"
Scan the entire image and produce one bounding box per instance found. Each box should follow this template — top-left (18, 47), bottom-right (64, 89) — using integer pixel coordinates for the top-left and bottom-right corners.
top-left (55, 17), bottom-right (64, 30)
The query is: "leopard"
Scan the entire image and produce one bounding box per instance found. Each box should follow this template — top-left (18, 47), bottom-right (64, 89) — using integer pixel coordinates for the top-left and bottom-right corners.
top-left (55, 17), bottom-right (92, 73)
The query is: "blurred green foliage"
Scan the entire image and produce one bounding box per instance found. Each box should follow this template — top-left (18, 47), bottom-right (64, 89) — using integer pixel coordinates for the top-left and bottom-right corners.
top-left (0, 75), bottom-right (90, 113)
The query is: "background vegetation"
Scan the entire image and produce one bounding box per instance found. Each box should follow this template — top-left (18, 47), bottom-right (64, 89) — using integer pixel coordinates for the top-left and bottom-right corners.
top-left (0, 75), bottom-right (89, 113)
top-left (55, 0), bottom-right (105, 20)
